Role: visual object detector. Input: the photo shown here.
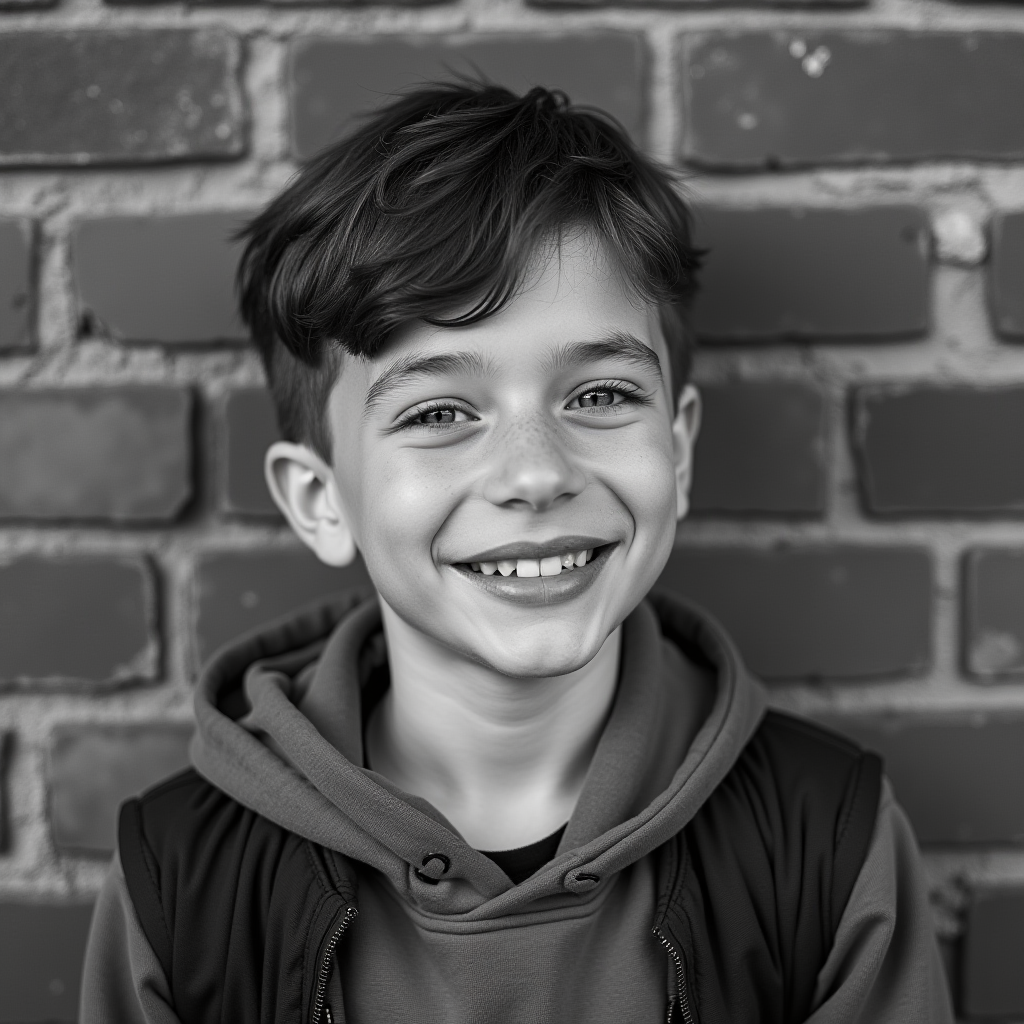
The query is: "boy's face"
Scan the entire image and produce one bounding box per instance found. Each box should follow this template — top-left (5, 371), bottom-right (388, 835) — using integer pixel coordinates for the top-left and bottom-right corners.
top-left (279, 234), bottom-right (698, 679)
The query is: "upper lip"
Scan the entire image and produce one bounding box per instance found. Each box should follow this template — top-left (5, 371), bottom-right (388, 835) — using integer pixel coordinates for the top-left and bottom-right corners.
top-left (454, 536), bottom-right (612, 563)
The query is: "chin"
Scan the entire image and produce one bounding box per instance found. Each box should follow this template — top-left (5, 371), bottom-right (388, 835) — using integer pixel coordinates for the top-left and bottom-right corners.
top-left (462, 622), bottom-right (610, 680)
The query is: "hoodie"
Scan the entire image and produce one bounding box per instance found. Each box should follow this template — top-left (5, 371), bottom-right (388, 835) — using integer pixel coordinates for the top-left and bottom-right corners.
top-left (81, 591), bottom-right (954, 1023)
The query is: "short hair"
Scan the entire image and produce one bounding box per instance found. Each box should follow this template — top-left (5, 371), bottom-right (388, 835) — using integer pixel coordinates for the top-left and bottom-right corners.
top-left (236, 81), bottom-right (701, 462)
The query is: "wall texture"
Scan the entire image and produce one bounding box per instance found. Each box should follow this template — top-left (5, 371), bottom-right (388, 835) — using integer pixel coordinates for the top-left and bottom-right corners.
top-left (0, 0), bottom-right (1023, 1018)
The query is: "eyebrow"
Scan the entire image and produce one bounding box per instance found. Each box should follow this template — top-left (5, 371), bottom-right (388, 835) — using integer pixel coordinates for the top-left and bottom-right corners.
top-left (363, 351), bottom-right (491, 413)
top-left (544, 333), bottom-right (664, 383)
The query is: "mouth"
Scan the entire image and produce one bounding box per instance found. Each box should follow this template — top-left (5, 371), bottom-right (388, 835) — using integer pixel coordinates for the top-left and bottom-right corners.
top-left (448, 542), bottom-right (616, 606)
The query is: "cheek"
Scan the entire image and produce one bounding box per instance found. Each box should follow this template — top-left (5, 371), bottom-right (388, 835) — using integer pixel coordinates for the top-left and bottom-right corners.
top-left (361, 453), bottom-right (460, 565)
top-left (604, 427), bottom-right (679, 539)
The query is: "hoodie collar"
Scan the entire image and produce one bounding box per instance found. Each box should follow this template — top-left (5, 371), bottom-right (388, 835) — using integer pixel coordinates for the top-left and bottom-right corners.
top-left (191, 589), bottom-right (766, 919)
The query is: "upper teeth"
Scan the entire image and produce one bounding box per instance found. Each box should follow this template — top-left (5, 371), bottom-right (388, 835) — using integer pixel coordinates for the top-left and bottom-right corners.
top-left (469, 549), bottom-right (594, 577)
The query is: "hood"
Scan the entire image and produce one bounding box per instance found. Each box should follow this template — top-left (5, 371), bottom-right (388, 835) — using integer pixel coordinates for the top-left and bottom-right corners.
top-left (191, 587), bottom-right (766, 921)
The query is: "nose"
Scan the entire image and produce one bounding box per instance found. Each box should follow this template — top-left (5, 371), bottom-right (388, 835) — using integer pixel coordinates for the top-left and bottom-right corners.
top-left (481, 415), bottom-right (587, 511)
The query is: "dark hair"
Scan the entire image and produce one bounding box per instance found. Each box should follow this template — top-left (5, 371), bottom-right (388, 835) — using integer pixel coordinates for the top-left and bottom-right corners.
top-left (236, 81), bottom-right (701, 461)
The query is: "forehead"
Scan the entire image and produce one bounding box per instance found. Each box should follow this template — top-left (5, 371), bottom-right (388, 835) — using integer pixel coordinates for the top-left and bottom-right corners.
top-left (366, 235), bottom-right (659, 380)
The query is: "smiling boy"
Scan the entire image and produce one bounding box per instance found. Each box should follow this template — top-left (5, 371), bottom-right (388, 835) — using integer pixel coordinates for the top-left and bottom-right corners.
top-left (82, 83), bottom-right (953, 1023)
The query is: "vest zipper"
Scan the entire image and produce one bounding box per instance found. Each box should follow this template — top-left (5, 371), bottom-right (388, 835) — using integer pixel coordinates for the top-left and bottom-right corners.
top-left (312, 905), bottom-right (358, 1024)
top-left (652, 925), bottom-right (694, 1024)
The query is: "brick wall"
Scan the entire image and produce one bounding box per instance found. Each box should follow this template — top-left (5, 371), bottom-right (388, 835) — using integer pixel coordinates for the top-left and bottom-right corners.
top-left (0, 0), bottom-right (1022, 1017)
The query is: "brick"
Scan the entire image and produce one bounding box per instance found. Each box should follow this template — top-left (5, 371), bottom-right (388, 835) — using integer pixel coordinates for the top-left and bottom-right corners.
top-left (0, 902), bottom-right (95, 1023)
top-left (656, 546), bottom-right (931, 680)
top-left (853, 386), bottom-right (1024, 516)
top-left (964, 549), bottom-right (1024, 678)
top-left (0, 31), bottom-right (243, 167)
top-left (818, 715), bottom-right (1024, 844)
top-left (533, 0), bottom-right (861, 8)
top-left (0, 733), bottom-right (8, 853)
top-left (0, 556), bottom-right (157, 687)
top-left (291, 35), bottom-right (647, 159)
top-left (989, 211), bottom-right (1024, 339)
top-left (194, 549), bottom-right (372, 664)
top-left (690, 382), bottom-right (826, 515)
top-left (222, 389), bottom-right (281, 517)
top-left (74, 214), bottom-right (249, 345)
top-left (963, 888), bottom-right (1024, 1017)
top-left (0, 220), bottom-right (32, 352)
top-left (49, 724), bottom-right (192, 854)
top-left (691, 207), bottom-right (930, 342)
top-left (682, 32), bottom-right (1024, 168)
top-left (0, 388), bottom-right (192, 522)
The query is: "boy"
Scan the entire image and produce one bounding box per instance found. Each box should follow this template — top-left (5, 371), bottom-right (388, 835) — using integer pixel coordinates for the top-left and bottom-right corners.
top-left (82, 83), bottom-right (953, 1023)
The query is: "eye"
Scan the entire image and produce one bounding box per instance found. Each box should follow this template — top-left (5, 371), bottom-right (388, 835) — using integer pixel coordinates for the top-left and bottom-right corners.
top-left (394, 401), bottom-right (475, 431)
top-left (566, 380), bottom-right (653, 412)
top-left (575, 388), bottom-right (617, 408)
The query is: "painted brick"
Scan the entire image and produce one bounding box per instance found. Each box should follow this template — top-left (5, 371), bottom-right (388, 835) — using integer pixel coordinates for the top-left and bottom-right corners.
top-left (691, 207), bottom-right (930, 341)
top-left (0, 31), bottom-right (244, 167)
top-left (819, 715), bottom-right (1024, 845)
top-left (0, 556), bottom-right (157, 687)
top-left (990, 212), bottom-right (1024, 340)
top-left (656, 546), bottom-right (931, 680)
top-left (74, 214), bottom-right (249, 345)
top-left (193, 549), bottom-right (372, 664)
top-left (962, 888), bottom-right (1024, 1017)
top-left (964, 549), bottom-right (1024, 678)
top-left (853, 386), bottom-right (1024, 516)
top-left (49, 724), bottom-right (192, 855)
top-left (682, 32), bottom-right (1024, 168)
top-left (291, 35), bottom-right (647, 159)
top-left (0, 388), bottom-right (192, 522)
top-left (222, 388), bottom-right (281, 518)
top-left (0, 902), bottom-right (95, 1024)
top-left (690, 382), bottom-right (826, 516)
top-left (0, 220), bottom-right (32, 352)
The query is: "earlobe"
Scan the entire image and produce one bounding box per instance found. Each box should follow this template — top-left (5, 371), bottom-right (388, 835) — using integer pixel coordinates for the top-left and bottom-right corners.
top-left (671, 384), bottom-right (701, 522)
top-left (264, 441), bottom-right (358, 567)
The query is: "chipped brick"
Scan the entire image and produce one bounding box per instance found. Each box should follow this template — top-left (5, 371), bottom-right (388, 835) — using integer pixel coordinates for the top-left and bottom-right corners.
top-left (683, 32), bottom-right (1024, 168)
top-left (964, 549), bottom-right (1024, 678)
top-left (74, 214), bottom-right (249, 345)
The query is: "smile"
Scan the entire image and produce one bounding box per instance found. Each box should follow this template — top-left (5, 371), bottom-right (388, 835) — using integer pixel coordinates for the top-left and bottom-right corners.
top-left (449, 544), bottom-right (615, 606)
top-left (468, 548), bottom-right (594, 578)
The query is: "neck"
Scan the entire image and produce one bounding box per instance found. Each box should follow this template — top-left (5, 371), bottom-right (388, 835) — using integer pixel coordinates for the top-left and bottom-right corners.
top-left (366, 599), bottom-right (621, 850)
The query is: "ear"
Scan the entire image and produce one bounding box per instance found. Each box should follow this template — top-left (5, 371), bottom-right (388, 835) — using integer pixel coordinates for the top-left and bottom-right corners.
top-left (264, 441), bottom-right (357, 567)
top-left (671, 384), bottom-right (701, 521)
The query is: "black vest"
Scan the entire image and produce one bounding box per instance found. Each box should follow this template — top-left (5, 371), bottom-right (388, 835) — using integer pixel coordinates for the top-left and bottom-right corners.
top-left (119, 710), bottom-right (880, 1024)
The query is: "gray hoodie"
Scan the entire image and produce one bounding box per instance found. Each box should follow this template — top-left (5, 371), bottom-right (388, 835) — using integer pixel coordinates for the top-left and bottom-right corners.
top-left (81, 594), bottom-right (954, 1023)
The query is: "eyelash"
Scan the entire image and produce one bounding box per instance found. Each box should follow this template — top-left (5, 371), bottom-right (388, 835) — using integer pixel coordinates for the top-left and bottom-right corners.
top-left (392, 381), bottom-right (652, 431)
top-left (568, 380), bottom-right (654, 411)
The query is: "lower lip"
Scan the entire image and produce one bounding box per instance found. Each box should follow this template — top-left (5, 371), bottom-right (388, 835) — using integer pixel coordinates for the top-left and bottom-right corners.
top-left (449, 545), bottom-right (615, 607)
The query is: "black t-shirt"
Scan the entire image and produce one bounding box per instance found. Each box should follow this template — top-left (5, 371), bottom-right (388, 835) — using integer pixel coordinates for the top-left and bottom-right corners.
top-left (479, 825), bottom-right (567, 885)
